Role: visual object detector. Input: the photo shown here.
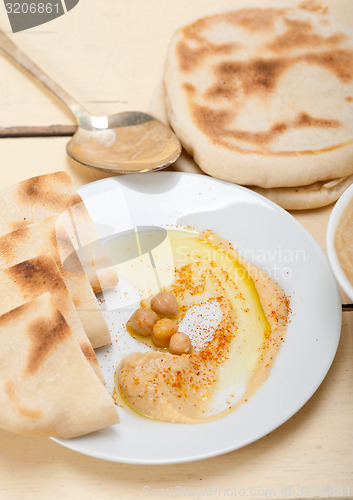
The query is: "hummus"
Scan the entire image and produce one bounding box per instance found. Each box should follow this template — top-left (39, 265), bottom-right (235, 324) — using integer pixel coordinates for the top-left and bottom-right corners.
top-left (116, 229), bottom-right (289, 423)
top-left (335, 196), bottom-right (353, 285)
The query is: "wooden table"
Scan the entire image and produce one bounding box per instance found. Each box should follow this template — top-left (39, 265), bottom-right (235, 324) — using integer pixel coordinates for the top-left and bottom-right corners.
top-left (0, 1), bottom-right (352, 499)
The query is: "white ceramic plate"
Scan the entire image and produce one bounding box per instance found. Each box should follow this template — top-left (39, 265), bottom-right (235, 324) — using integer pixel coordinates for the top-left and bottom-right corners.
top-left (53, 172), bottom-right (341, 464)
top-left (327, 182), bottom-right (353, 301)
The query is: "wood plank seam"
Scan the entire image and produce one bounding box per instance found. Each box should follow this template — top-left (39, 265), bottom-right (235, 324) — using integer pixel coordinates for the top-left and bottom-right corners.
top-left (0, 125), bottom-right (76, 137)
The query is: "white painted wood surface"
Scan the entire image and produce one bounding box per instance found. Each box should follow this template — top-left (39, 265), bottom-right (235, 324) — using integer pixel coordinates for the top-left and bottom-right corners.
top-left (0, 0), bottom-right (351, 127)
top-left (0, 1), bottom-right (352, 498)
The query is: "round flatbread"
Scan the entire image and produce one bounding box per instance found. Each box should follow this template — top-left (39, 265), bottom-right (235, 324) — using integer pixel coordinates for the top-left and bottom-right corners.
top-left (172, 149), bottom-right (353, 209)
top-left (163, 2), bottom-right (353, 188)
top-left (252, 174), bottom-right (353, 209)
top-left (151, 75), bottom-right (353, 209)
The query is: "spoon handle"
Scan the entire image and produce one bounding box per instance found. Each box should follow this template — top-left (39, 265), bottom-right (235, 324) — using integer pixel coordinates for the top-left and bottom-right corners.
top-left (0, 29), bottom-right (86, 120)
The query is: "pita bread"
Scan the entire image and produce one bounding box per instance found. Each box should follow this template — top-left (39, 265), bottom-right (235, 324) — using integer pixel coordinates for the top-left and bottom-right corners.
top-left (163, 2), bottom-right (353, 189)
top-left (58, 201), bottom-right (119, 294)
top-left (0, 171), bottom-right (81, 236)
top-left (0, 293), bottom-right (119, 438)
top-left (151, 76), bottom-right (353, 209)
top-left (0, 255), bottom-right (103, 382)
top-left (0, 171), bottom-right (118, 294)
top-left (252, 174), bottom-right (353, 209)
top-left (172, 148), bottom-right (353, 209)
top-left (0, 215), bottom-right (110, 349)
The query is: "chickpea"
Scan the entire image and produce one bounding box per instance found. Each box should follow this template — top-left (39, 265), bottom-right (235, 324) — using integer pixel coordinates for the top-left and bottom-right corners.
top-left (152, 318), bottom-right (178, 347)
top-left (150, 290), bottom-right (178, 318)
top-left (169, 332), bottom-right (192, 355)
top-left (128, 308), bottom-right (159, 336)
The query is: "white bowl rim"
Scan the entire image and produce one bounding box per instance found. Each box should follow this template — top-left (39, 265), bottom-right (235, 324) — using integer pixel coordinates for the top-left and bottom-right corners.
top-left (327, 182), bottom-right (353, 302)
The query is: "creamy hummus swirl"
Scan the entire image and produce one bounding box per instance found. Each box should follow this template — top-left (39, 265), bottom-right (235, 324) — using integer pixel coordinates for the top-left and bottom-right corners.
top-left (116, 230), bottom-right (289, 423)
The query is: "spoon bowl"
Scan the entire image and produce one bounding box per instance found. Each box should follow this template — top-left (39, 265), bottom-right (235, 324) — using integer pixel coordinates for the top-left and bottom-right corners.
top-left (0, 31), bottom-right (181, 173)
top-left (67, 111), bottom-right (181, 173)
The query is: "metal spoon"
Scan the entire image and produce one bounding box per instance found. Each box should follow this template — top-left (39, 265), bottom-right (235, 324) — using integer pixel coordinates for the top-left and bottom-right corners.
top-left (0, 30), bottom-right (181, 173)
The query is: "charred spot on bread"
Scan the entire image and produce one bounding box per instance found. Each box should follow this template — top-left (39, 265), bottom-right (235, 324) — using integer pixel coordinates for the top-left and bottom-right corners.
top-left (25, 308), bottom-right (71, 375)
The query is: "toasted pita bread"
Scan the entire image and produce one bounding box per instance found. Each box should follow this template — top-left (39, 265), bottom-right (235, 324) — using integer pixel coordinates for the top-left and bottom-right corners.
top-left (151, 77), bottom-right (353, 209)
top-left (0, 216), bottom-right (110, 348)
top-left (163, 3), bottom-right (353, 189)
top-left (0, 255), bottom-right (103, 381)
top-left (0, 172), bottom-right (81, 236)
top-left (0, 293), bottom-right (119, 438)
top-left (58, 201), bottom-right (119, 294)
top-left (0, 171), bottom-right (118, 294)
